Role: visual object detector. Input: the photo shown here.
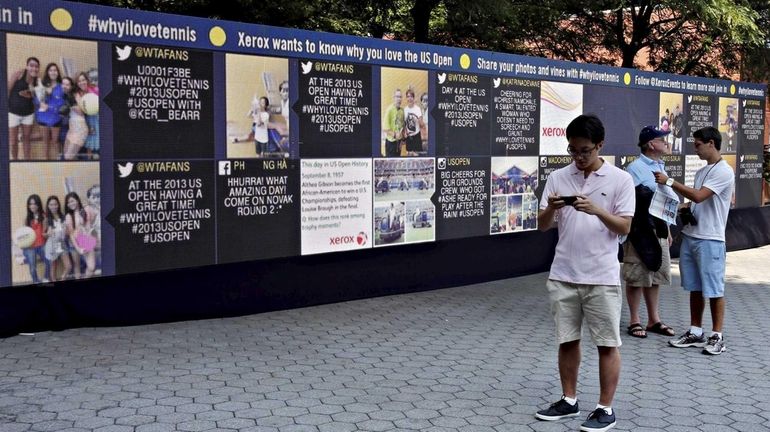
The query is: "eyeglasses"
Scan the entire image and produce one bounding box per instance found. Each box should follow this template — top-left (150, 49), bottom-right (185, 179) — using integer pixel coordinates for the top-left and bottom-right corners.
top-left (566, 145), bottom-right (597, 159)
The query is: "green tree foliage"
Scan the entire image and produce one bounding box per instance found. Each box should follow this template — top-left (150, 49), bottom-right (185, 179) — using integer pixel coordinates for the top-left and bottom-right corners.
top-left (519, 0), bottom-right (766, 78)
top-left (740, 0), bottom-right (770, 83)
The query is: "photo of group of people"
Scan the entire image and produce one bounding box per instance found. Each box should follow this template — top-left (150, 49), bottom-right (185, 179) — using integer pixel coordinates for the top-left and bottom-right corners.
top-left (374, 158), bottom-right (435, 245)
top-left (374, 158), bottom-right (435, 200)
top-left (380, 67), bottom-right (428, 157)
top-left (659, 92), bottom-right (684, 154)
top-left (491, 157), bottom-right (539, 234)
top-left (226, 54), bottom-right (290, 158)
top-left (7, 34), bottom-right (100, 161)
top-left (9, 163), bottom-right (101, 285)
top-left (491, 157), bottom-right (538, 195)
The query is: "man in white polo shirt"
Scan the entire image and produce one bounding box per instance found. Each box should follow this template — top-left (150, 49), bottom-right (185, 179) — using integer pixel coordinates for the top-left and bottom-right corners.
top-left (535, 114), bottom-right (635, 432)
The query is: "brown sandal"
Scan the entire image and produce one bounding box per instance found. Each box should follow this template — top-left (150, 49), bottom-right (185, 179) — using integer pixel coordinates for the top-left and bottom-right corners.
top-left (627, 323), bottom-right (647, 338)
top-left (646, 322), bottom-right (675, 336)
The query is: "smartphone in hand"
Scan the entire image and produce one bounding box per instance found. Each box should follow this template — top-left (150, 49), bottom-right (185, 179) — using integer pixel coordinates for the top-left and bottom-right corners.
top-left (560, 196), bottom-right (578, 205)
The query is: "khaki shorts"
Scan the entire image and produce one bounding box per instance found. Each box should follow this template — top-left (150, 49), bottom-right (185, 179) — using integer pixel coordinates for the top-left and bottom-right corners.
top-left (546, 279), bottom-right (622, 347)
top-left (622, 239), bottom-right (671, 287)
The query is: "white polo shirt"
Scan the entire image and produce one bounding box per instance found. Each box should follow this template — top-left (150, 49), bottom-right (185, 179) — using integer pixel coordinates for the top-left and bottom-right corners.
top-left (539, 160), bottom-right (636, 286)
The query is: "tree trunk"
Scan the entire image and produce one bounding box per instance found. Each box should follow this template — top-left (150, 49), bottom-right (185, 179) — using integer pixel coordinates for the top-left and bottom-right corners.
top-left (411, 0), bottom-right (439, 43)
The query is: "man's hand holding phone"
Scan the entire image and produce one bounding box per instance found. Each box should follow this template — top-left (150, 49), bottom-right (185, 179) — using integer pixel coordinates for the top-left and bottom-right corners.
top-left (547, 194), bottom-right (578, 209)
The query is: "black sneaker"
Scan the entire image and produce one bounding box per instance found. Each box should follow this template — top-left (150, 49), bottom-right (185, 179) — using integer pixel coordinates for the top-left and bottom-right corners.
top-left (535, 397), bottom-right (579, 421)
top-left (702, 334), bottom-right (726, 355)
top-left (580, 407), bottom-right (616, 431)
top-left (668, 330), bottom-right (706, 348)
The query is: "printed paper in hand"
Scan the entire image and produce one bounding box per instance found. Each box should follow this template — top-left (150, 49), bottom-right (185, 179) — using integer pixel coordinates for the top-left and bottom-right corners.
top-left (649, 185), bottom-right (679, 225)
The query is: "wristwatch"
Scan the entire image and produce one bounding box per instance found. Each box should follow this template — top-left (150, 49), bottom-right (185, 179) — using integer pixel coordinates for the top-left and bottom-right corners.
top-left (665, 178), bottom-right (674, 187)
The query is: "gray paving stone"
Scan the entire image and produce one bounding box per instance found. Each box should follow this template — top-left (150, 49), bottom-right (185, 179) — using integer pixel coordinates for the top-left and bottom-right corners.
top-left (404, 408), bottom-right (440, 420)
top-left (216, 417), bottom-right (257, 429)
top-left (135, 423), bottom-right (176, 432)
top-left (307, 404), bottom-right (343, 415)
top-left (277, 425), bottom-right (318, 432)
top-left (1, 246), bottom-right (769, 432)
top-left (430, 414), bottom-right (469, 428)
top-left (73, 416), bottom-right (115, 429)
top-left (0, 422), bottom-right (28, 432)
top-left (155, 412), bottom-right (196, 424)
top-left (356, 419), bottom-right (394, 431)
top-left (93, 426), bottom-right (133, 432)
top-left (16, 412), bottom-right (56, 423)
top-left (176, 420), bottom-right (217, 431)
top-left (97, 407), bottom-right (136, 418)
top-left (318, 422), bottom-right (356, 432)
top-left (330, 411), bottom-right (369, 423)
top-left (393, 417), bottom-right (433, 429)
top-left (28, 420), bottom-right (74, 430)
top-left (115, 414), bottom-right (154, 426)
top-left (294, 413), bottom-right (332, 425)
top-left (272, 406), bottom-right (309, 417)
top-left (251, 399), bottom-right (287, 410)
top-left (235, 408), bottom-right (271, 419)
top-left (256, 416), bottom-right (295, 427)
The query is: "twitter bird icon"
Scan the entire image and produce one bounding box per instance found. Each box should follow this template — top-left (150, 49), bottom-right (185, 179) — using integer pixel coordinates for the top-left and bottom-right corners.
top-left (116, 45), bottom-right (132, 61)
top-left (301, 61), bottom-right (313, 75)
top-left (493, 77), bottom-right (501, 88)
top-left (437, 73), bottom-right (446, 84)
top-left (118, 162), bottom-right (134, 178)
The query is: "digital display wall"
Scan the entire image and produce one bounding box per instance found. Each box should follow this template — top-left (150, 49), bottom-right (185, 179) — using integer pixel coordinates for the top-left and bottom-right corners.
top-left (1, 0), bottom-right (766, 287)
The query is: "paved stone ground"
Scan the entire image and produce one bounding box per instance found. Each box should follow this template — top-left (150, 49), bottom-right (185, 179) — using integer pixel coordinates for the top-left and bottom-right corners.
top-left (1, 245), bottom-right (769, 432)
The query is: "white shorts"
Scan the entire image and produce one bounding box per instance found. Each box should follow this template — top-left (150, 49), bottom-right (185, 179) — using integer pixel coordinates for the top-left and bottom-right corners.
top-left (546, 279), bottom-right (623, 347)
top-left (9, 113), bottom-right (34, 128)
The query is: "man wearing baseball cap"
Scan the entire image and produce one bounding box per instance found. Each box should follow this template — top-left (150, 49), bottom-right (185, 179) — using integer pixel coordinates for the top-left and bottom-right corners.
top-left (622, 125), bottom-right (674, 339)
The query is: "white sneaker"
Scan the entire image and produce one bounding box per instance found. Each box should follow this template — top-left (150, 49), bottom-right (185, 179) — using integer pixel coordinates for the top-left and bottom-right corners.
top-left (702, 334), bottom-right (726, 355)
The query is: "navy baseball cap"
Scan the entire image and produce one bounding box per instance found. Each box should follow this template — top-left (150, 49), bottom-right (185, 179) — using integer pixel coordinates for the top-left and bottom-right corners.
top-left (639, 125), bottom-right (670, 145)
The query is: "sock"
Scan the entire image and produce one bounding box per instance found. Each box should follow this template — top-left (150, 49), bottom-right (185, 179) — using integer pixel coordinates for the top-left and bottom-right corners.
top-left (596, 404), bottom-right (612, 415)
top-left (563, 395), bottom-right (577, 405)
top-left (690, 326), bottom-right (703, 337)
top-left (711, 331), bottom-right (722, 339)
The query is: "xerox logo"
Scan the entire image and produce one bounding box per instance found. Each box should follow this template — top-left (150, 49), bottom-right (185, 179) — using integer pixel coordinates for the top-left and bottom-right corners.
top-left (356, 232), bottom-right (368, 246)
top-left (329, 236), bottom-right (356, 245)
top-left (329, 232), bottom-right (368, 246)
top-left (542, 127), bottom-right (566, 137)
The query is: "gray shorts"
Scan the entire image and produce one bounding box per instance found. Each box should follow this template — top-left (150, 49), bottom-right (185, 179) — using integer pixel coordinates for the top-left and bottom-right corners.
top-left (546, 279), bottom-right (623, 347)
top-left (622, 239), bottom-right (671, 287)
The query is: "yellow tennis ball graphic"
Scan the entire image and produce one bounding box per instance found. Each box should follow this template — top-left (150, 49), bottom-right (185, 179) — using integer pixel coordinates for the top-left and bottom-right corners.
top-left (459, 54), bottom-right (471, 69)
top-left (50, 8), bottom-right (73, 32)
top-left (209, 26), bottom-right (226, 47)
top-left (623, 72), bottom-right (631, 85)
top-left (729, 84), bottom-right (736, 95)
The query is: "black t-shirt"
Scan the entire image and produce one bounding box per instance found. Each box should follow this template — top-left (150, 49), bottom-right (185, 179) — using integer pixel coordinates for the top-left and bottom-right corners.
top-left (8, 77), bottom-right (34, 116)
